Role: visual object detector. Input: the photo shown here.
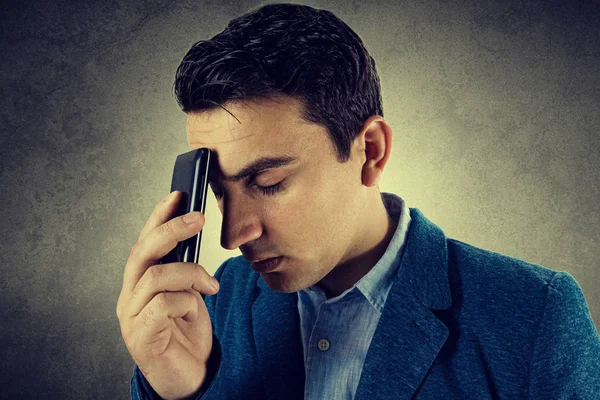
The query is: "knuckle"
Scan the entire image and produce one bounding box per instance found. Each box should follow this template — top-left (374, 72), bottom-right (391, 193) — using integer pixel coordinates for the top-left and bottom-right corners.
top-left (158, 220), bottom-right (175, 237)
top-left (131, 276), bottom-right (147, 299)
top-left (131, 280), bottom-right (141, 298)
top-left (147, 264), bottom-right (164, 282)
top-left (134, 265), bottom-right (160, 296)
top-left (129, 241), bottom-right (142, 259)
top-left (155, 292), bottom-right (169, 309)
top-left (192, 264), bottom-right (212, 291)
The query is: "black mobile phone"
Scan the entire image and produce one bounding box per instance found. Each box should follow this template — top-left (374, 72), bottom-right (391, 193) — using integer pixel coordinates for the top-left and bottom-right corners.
top-left (160, 148), bottom-right (212, 265)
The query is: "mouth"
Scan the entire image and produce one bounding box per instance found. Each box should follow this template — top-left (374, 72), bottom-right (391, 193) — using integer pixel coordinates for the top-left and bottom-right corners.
top-left (243, 254), bottom-right (280, 263)
top-left (250, 256), bottom-right (283, 273)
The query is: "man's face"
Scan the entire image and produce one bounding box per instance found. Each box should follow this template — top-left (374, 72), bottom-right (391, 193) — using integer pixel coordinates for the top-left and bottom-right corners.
top-left (187, 95), bottom-right (367, 293)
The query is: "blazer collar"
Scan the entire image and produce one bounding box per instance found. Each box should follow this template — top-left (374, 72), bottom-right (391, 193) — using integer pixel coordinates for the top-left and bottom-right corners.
top-left (253, 207), bottom-right (452, 399)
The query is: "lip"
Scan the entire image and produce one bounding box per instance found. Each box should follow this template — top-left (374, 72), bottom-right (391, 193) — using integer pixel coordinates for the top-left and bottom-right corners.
top-left (251, 256), bottom-right (283, 273)
top-left (243, 254), bottom-right (280, 263)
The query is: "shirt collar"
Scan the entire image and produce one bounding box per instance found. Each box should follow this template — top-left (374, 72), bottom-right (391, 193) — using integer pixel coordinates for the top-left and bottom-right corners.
top-left (354, 192), bottom-right (411, 312)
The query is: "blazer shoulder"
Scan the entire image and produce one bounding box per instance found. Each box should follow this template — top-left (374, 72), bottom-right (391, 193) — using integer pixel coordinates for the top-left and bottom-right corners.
top-left (443, 238), bottom-right (565, 330)
top-left (446, 237), bottom-right (559, 290)
top-left (439, 239), bottom-right (572, 358)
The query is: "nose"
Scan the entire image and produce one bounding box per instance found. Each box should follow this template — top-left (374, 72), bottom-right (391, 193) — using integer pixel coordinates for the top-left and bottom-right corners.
top-left (219, 196), bottom-right (262, 251)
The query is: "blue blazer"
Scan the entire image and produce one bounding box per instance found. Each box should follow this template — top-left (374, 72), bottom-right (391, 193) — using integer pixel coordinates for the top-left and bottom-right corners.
top-left (132, 207), bottom-right (600, 399)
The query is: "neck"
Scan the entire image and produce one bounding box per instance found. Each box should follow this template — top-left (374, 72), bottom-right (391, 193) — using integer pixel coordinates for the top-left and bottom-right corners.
top-left (317, 194), bottom-right (399, 299)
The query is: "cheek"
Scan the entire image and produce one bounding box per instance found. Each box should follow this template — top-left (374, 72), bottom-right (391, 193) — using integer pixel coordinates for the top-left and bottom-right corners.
top-left (260, 170), bottom-right (353, 255)
top-left (258, 183), bottom-right (330, 248)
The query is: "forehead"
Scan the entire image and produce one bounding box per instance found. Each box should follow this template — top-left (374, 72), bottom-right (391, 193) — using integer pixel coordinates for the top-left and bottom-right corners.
top-left (186, 97), bottom-right (312, 150)
top-left (186, 97), bottom-right (331, 181)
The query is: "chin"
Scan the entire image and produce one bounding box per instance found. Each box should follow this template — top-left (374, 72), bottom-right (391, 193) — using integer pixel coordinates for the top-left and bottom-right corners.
top-left (260, 272), bottom-right (307, 293)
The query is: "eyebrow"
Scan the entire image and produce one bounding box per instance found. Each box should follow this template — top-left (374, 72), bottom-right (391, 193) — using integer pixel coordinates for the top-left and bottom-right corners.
top-left (211, 155), bottom-right (299, 183)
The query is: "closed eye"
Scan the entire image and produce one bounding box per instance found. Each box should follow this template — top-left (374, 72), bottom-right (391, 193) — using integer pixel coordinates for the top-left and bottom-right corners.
top-left (212, 181), bottom-right (284, 199)
top-left (254, 182), bottom-right (282, 196)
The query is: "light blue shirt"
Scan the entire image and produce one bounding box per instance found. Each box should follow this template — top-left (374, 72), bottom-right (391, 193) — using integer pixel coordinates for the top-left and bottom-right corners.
top-left (297, 192), bottom-right (412, 400)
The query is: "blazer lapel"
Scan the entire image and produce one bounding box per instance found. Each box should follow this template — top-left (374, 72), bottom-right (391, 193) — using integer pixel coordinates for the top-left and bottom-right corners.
top-left (252, 277), bottom-right (305, 400)
top-left (355, 208), bottom-right (453, 400)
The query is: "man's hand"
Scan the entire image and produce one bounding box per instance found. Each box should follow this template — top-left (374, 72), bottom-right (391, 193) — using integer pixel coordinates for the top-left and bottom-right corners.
top-left (116, 191), bottom-right (219, 400)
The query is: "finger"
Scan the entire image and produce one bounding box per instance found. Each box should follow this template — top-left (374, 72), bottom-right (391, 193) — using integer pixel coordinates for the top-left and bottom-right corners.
top-left (128, 263), bottom-right (218, 317)
top-left (123, 209), bottom-right (205, 294)
top-left (138, 190), bottom-right (181, 243)
top-left (137, 291), bottom-right (199, 335)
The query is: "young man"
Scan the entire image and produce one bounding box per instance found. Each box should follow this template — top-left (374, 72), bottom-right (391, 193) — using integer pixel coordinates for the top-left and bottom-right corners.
top-left (118, 3), bottom-right (600, 399)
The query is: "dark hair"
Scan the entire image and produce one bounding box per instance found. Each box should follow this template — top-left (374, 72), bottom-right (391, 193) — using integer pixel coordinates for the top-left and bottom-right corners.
top-left (173, 3), bottom-right (383, 163)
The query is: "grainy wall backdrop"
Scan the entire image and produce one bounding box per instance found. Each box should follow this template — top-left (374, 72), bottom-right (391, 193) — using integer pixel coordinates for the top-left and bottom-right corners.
top-left (1, 0), bottom-right (598, 398)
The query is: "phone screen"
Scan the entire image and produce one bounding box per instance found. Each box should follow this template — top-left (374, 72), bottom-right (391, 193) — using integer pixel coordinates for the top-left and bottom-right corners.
top-left (160, 148), bottom-right (212, 265)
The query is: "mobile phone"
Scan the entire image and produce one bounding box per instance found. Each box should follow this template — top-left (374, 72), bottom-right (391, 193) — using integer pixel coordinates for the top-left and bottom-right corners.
top-left (160, 148), bottom-right (212, 265)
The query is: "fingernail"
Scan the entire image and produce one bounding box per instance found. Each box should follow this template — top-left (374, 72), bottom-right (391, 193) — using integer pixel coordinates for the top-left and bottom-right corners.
top-left (211, 277), bottom-right (220, 291)
top-left (183, 212), bottom-right (200, 224)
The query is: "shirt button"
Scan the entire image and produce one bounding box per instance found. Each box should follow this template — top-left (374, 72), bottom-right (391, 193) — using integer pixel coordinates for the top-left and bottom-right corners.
top-left (318, 339), bottom-right (330, 351)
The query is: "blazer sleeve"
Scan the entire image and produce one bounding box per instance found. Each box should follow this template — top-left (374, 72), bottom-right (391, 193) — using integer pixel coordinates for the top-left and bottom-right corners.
top-left (527, 271), bottom-right (600, 399)
top-left (129, 259), bottom-right (229, 400)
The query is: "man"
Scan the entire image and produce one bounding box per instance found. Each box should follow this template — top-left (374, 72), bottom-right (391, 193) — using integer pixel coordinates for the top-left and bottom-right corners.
top-left (117, 3), bottom-right (600, 399)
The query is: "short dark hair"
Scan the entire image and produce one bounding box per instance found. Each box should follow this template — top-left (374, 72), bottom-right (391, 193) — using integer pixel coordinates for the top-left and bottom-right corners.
top-left (173, 3), bottom-right (383, 163)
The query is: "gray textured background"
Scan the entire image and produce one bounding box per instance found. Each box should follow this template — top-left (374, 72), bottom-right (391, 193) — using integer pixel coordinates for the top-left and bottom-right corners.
top-left (1, 0), bottom-right (598, 398)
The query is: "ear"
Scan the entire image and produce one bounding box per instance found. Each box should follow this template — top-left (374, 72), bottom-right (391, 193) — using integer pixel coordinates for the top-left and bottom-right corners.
top-left (357, 116), bottom-right (393, 187)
